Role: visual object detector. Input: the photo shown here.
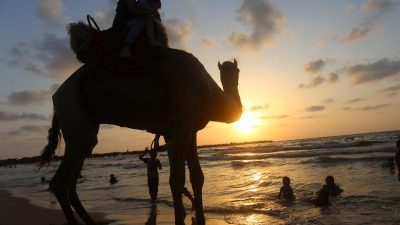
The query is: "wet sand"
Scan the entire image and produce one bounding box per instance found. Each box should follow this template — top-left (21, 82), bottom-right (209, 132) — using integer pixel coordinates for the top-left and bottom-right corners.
top-left (0, 189), bottom-right (106, 225)
top-left (0, 189), bottom-right (229, 225)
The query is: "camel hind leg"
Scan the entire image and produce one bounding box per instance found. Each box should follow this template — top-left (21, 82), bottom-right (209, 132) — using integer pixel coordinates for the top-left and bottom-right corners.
top-left (187, 132), bottom-right (205, 225)
top-left (50, 137), bottom-right (98, 225)
top-left (68, 139), bottom-right (98, 225)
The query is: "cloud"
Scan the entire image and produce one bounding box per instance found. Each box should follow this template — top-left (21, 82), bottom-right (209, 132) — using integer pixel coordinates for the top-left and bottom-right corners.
top-left (1, 34), bottom-right (79, 80)
top-left (323, 98), bottom-right (334, 104)
top-left (36, 0), bottom-right (70, 26)
top-left (379, 83), bottom-right (400, 92)
top-left (328, 72), bottom-right (339, 83)
top-left (164, 18), bottom-right (193, 49)
top-left (362, 0), bottom-right (396, 12)
top-left (316, 33), bottom-right (337, 46)
top-left (100, 124), bottom-right (117, 129)
top-left (298, 115), bottom-right (323, 120)
top-left (250, 104), bottom-right (269, 111)
top-left (378, 83), bottom-right (400, 96)
top-left (262, 114), bottom-right (289, 119)
top-left (305, 105), bottom-right (325, 112)
top-left (347, 58), bottom-right (400, 84)
top-left (299, 76), bottom-right (326, 88)
top-left (342, 24), bottom-right (378, 42)
top-left (6, 84), bottom-right (59, 105)
top-left (304, 59), bottom-right (327, 74)
top-left (345, 4), bottom-right (356, 13)
top-left (92, 7), bottom-right (116, 30)
top-left (228, 0), bottom-right (284, 50)
top-left (300, 60), bottom-right (339, 88)
top-left (342, 107), bottom-right (352, 111)
top-left (200, 37), bottom-right (215, 49)
top-left (357, 104), bottom-right (390, 111)
top-left (0, 111), bottom-right (49, 121)
top-left (5, 125), bottom-right (49, 136)
top-left (347, 98), bottom-right (366, 104)
top-left (342, 0), bottom-right (397, 43)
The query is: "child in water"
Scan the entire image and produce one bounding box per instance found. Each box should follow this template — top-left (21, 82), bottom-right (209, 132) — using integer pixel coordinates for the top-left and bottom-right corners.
top-left (277, 176), bottom-right (294, 200)
top-left (110, 174), bottom-right (118, 184)
top-left (139, 147), bottom-right (162, 203)
top-left (313, 188), bottom-right (330, 207)
top-left (321, 176), bottom-right (343, 196)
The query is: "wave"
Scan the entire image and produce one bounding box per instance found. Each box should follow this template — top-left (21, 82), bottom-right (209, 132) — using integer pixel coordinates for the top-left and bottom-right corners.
top-left (341, 195), bottom-right (400, 205)
top-left (231, 160), bottom-right (272, 169)
top-left (201, 146), bottom-right (394, 162)
top-left (204, 203), bottom-right (281, 216)
top-left (304, 155), bottom-right (392, 164)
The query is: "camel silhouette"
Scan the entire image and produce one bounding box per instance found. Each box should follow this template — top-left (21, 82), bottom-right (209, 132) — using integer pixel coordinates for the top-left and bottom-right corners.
top-left (39, 22), bottom-right (242, 225)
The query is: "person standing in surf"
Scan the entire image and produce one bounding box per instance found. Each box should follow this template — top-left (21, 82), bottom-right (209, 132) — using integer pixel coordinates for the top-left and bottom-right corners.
top-left (139, 147), bottom-right (162, 203)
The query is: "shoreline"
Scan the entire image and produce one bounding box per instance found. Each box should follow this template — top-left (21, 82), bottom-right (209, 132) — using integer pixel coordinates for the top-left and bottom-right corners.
top-left (0, 189), bottom-right (230, 225)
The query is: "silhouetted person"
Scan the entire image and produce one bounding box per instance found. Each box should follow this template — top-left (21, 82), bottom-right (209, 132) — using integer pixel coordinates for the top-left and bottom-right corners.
top-left (110, 174), bottom-right (118, 185)
top-left (111, 0), bottom-right (162, 58)
top-left (387, 158), bottom-right (396, 173)
top-left (277, 176), bottom-right (294, 200)
top-left (40, 176), bottom-right (49, 184)
top-left (395, 140), bottom-right (400, 177)
top-left (313, 188), bottom-right (330, 207)
top-left (154, 134), bottom-right (195, 209)
top-left (322, 176), bottom-right (343, 196)
top-left (139, 147), bottom-right (162, 203)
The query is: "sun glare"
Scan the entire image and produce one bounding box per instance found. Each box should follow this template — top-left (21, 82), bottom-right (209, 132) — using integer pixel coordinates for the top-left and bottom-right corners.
top-left (234, 112), bottom-right (260, 133)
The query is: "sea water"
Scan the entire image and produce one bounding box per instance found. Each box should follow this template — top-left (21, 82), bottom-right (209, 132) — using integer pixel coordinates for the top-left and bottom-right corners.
top-left (1, 130), bottom-right (400, 225)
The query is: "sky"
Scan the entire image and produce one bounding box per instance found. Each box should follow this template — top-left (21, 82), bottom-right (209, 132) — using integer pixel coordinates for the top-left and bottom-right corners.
top-left (0, 0), bottom-right (400, 159)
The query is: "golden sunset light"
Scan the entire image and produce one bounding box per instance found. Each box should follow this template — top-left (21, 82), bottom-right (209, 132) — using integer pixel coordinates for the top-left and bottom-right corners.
top-left (1, 1), bottom-right (400, 224)
top-left (234, 112), bottom-right (262, 134)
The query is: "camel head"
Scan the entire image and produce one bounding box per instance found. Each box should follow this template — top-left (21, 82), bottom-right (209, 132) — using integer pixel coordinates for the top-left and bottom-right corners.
top-left (217, 59), bottom-right (242, 122)
top-left (218, 59), bottom-right (239, 91)
top-left (67, 21), bottom-right (93, 62)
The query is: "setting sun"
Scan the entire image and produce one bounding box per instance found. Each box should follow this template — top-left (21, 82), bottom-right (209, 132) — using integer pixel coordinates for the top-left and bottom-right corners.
top-left (234, 112), bottom-right (261, 133)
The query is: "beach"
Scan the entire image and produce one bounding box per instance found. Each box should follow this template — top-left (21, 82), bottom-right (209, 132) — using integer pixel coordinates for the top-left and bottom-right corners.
top-left (0, 189), bottom-right (106, 225)
top-left (1, 130), bottom-right (400, 225)
top-left (0, 189), bottom-right (229, 225)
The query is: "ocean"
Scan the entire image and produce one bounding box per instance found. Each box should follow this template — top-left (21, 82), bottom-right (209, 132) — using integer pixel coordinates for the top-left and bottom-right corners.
top-left (1, 130), bottom-right (400, 225)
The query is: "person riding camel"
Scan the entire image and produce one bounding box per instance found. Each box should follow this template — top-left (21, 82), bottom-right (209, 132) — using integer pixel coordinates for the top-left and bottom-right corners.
top-left (111, 0), bottom-right (162, 58)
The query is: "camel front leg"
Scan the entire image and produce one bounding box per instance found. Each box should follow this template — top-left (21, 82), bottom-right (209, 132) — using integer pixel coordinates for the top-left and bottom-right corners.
top-left (170, 129), bottom-right (192, 225)
top-left (186, 132), bottom-right (205, 225)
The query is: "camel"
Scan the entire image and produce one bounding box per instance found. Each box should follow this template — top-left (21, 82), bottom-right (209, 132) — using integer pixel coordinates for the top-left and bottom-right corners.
top-left (39, 22), bottom-right (242, 225)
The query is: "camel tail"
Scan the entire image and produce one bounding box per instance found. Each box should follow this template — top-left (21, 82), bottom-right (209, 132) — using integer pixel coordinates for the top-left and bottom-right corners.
top-left (38, 113), bottom-right (62, 169)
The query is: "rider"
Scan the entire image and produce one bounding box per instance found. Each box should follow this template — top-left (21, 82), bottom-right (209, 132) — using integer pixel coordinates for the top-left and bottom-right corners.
top-left (111, 0), bottom-right (162, 58)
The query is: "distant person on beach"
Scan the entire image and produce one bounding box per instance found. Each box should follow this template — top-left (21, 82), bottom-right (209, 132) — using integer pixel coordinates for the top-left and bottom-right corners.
top-left (322, 176), bottom-right (343, 196)
top-left (139, 147), bottom-right (162, 203)
top-left (110, 174), bottom-right (118, 184)
top-left (277, 176), bottom-right (294, 200)
top-left (395, 140), bottom-right (400, 176)
top-left (40, 176), bottom-right (49, 184)
top-left (386, 158), bottom-right (396, 173)
top-left (154, 134), bottom-right (195, 209)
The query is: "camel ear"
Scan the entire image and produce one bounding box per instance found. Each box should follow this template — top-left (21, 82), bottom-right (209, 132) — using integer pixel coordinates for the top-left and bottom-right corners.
top-left (233, 59), bottom-right (238, 68)
top-left (218, 61), bottom-right (222, 70)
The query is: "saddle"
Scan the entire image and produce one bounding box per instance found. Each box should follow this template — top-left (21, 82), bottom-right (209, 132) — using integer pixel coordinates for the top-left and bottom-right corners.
top-left (82, 16), bottom-right (158, 79)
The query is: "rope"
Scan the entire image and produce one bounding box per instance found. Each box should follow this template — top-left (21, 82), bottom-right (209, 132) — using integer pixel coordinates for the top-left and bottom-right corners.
top-left (87, 15), bottom-right (100, 30)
